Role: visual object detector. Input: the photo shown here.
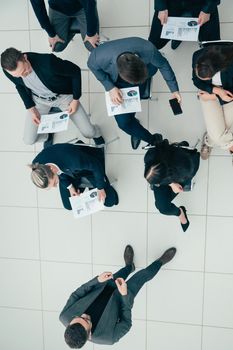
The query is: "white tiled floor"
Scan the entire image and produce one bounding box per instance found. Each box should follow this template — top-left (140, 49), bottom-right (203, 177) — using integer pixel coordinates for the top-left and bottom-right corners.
top-left (1, 1), bottom-right (233, 350)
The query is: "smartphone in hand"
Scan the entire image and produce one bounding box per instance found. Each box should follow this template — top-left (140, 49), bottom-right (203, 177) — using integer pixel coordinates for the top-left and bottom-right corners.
top-left (169, 98), bottom-right (183, 116)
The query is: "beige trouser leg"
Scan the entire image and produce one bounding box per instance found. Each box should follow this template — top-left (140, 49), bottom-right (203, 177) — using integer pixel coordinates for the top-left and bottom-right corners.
top-left (200, 99), bottom-right (233, 150)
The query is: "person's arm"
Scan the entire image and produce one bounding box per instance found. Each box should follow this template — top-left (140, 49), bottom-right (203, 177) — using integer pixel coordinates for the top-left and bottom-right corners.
top-left (192, 51), bottom-right (213, 94)
top-left (29, 0), bottom-right (56, 37)
top-left (112, 294), bottom-right (133, 343)
top-left (154, 0), bottom-right (168, 11)
top-left (87, 51), bottom-right (115, 91)
top-left (50, 54), bottom-right (82, 100)
top-left (81, 0), bottom-right (98, 37)
top-left (59, 277), bottom-right (100, 326)
top-left (202, 0), bottom-right (220, 14)
top-left (3, 70), bottom-right (35, 109)
top-left (59, 173), bottom-right (74, 189)
top-left (151, 48), bottom-right (179, 93)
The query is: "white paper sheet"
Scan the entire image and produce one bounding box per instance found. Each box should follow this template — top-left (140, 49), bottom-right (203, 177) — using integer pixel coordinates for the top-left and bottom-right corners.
top-left (37, 111), bottom-right (69, 134)
top-left (105, 86), bottom-right (141, 116)
top-left (161, 17), bottom-right (200, 42)
top-left (69, 188), bottom-right (104, 219)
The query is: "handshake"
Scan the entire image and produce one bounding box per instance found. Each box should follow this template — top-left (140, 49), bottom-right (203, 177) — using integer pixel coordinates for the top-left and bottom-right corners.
top-left (97, 272), bottom-right (127, 296)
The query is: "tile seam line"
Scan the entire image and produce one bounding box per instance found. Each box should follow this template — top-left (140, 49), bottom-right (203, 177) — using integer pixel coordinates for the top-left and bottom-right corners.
top-left (0, 305), bottom-right (233, 330)
top-left (1, 257), bottom-right (233, 275)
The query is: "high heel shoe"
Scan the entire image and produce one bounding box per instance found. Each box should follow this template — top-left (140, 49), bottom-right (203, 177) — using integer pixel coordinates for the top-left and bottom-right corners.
top-left (179, 206), bottom-right (190, 232)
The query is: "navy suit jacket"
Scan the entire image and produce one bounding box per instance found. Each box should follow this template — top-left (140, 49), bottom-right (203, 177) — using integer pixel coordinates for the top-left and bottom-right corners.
top-left (32, 143), bottom-right (106, 189)
top-left (87, 37), bottom-right (179, 92)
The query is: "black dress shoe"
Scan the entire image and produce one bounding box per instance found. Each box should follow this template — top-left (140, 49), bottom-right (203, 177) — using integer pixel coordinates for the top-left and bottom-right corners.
top-left (93, 136), bottom-right (105, 145)
top-left (158, 247), bottom-right (177, 265)
top-left (124, 245), bottom-right (135, 272)
top-left (171, 40), bottom-right (182, 50)
top-left (131, 135), bottom-right (141, 150)
top-left (43, 133), bottom-right (54, 149)
top-left (180, 206), bottom-right (190, 232)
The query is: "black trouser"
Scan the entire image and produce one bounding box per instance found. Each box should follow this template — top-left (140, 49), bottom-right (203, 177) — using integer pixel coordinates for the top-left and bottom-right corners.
top-left (109, 260), bottom-right (162, 297)
top-left (114, 76), bottom-right (157, 143)
top-left (149, 6), bottom-right (220, 49)
top-left (59, 176), bottom-right (118, 210)
top-left (153, 185), bottom-right (181, 216)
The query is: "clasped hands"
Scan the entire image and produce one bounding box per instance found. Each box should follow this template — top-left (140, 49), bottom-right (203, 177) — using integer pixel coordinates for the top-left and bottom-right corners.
top-left (198, 88), bottom-right (233, 102)
top-left (69, 186), bottom-right (106, 203)
top-left (97, 272), bottom-right (128, 296)
top-left (169, 182), bottom-right (183, 193)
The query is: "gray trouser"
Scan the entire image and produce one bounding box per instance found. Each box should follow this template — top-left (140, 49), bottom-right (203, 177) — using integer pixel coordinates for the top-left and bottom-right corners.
top-left (23, 94), bottom-right (101, 145)
top-left (49, 6), bottom-right (99, 52)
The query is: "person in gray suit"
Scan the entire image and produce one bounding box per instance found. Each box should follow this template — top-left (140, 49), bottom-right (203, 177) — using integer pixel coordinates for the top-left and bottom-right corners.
top-left (88, 37), bottom-right (181, 149)
top-left (60, 244), bottom-right (176, 348)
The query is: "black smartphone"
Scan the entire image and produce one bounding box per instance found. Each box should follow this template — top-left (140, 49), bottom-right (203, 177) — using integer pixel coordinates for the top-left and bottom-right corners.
top-left (169, 98), bottom-right (183, 116)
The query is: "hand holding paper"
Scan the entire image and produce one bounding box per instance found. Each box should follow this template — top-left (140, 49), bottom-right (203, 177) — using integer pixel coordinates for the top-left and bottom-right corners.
top-left (105, 87), bottom-right (141, 116)
top-left (109, 87), bottom-right (123, 105)
top-left (37, 111), bottom-right (69, 134)
top-left (97, 189), bottom-right (106, 203)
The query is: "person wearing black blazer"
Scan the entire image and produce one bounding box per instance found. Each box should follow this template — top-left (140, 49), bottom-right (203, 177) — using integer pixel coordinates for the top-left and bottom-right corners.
top-left (88, 37), bottom-right (181, 149)
top-left (29, 143), bottom-right (118, 209)
top-left (1, 47), bottom-right (102, 145)
top-left (192, 43), bottom-right (233, 159)
top-left (59, 245), bottom-right (176, 348)
top-left (29, 0), bottom-right (99, 52)
top-left (149, 0), bottom-right (221, 50)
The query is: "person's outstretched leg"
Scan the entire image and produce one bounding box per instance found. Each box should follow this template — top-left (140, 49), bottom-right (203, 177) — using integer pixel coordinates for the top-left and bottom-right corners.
top-left (127, 248), bottom-right (176, 297)
top-left (108, 245), bottom-right (135, 288)
top-left (115, 113), bottom-right (153, 143)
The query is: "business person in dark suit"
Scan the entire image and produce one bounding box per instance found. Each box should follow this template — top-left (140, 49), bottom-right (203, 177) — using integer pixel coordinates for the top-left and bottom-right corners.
top-left (1, 47), bottom-right (102, 145)
top-left (59, 244), bottom-right (176, 347)
top-left (149, 0), bottom-right (221, 50)
top-left (192, 43), bottom-right (233, 159)
top-left (144, 139), bottom-right (200, 232)
top-left (88, 37), bottom-right (181, 149)
top-left (29, 0), bottom-right (99, 52)
top-left (29, 143), bottom-right (118, 209)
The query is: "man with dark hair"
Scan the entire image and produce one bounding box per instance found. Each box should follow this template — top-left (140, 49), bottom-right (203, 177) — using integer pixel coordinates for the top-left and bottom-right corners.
top-left (149, 0), bottom-right (221, 50)
top-left (29, 0), bottom-right (99, 52)
top-left (60, 244), bottom-right (177, 347)
top-left (116, 53), bottom-right (148, 85)
top-left (88, 37), bottom-right (181, 149)
top-left (1, 47), bottom-right (103, 145)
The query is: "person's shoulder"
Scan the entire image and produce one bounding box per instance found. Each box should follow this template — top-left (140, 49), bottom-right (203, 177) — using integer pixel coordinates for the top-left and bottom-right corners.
top-left (192, 48), bottom-right (204, 65)
top-left (192, 48), bottom-right (204, 59)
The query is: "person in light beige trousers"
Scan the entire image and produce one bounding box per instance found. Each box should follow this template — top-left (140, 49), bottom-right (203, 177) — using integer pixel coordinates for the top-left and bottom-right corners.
top-left (192, 43), bottom-right (233, 159)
